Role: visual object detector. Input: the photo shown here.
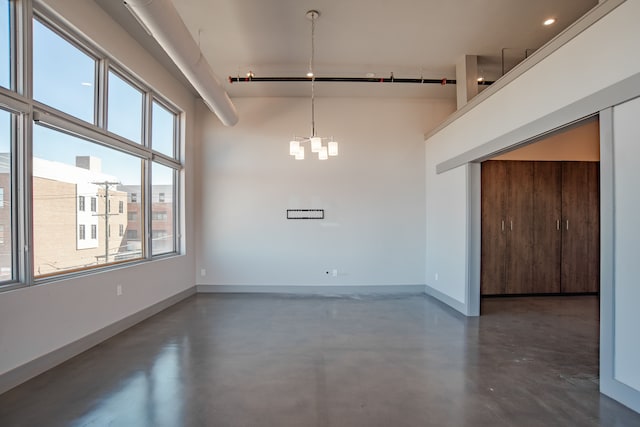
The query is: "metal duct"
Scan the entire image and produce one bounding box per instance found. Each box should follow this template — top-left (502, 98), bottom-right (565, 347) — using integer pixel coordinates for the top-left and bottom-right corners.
top-left (124, 0), bottom-right (238, 126)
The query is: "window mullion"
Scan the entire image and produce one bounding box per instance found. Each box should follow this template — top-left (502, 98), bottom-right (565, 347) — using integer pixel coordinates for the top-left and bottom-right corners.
top-left (32, 106), bottom-right (151, 160)
top-left (173, 168), bottom-right (180, 254)
top-left (151, 152), bottom-right (181, 170)
top-left (16, 0), bottom-right (33, 98)
top-left (19, 110), bottom-right (34, 286)
top-left (96, 58), bottom-right (107, 129)
top-left (144, 157), bottom-right (151, 260)
top-left (144, 89), bottom-right (152, 148)
top-left (0, 87), bottom-right (29, 113)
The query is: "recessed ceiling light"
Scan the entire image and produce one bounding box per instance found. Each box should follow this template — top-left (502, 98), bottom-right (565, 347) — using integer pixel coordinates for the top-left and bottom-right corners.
top-left (306, 71), bottom-right (314, 77)
top-left (81, 82), bottom-right (92, 87)
top-left (365, 72), bottom-right (375, 78)
top-left (477, 76), bottom-right (484, 82)
top-left (543, 18), bottom-right (556, 26)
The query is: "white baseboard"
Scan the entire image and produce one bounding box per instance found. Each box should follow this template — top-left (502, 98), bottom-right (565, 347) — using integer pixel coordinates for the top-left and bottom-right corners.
top-left (197, 284), bottom-right (426, 295)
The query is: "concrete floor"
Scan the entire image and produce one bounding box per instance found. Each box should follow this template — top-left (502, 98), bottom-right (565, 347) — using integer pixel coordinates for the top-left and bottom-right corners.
top-left (0, 294), bottom-right (639, 427)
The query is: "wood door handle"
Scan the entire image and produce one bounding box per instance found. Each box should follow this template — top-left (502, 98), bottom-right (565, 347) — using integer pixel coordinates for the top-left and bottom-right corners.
top-left (566, 220), bottom-right (569, 231)
top-left (557, 220), bottom-right (560, 231)
top-left (501, 220), bottom-right (504, 232)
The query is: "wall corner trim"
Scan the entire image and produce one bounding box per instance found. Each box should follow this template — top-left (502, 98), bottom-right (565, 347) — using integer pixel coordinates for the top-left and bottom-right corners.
top-left (424, 284), bottom-right (475, 316)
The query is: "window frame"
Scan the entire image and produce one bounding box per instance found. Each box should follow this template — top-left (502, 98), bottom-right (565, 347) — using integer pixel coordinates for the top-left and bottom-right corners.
top-left (1, 0), bottom-right (18, 93)
top-left (0, 106), bottom-right (21, 287)
top-left (31, 119), bottom-right (148, 277)
top-left (0, 3), bottom-right (184, 290)
top-left (151, 97), bottom-right (179, 160)
top-left (105, 66), bottom-right (146, 145)
top-left (150, 161), bottom-right (179, 257)
top-left (31, 13), bottom-right (100, 125)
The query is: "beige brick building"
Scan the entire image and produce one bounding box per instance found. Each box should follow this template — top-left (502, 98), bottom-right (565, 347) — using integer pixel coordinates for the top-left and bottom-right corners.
top-left (31, 156), bottom-right (134, 277)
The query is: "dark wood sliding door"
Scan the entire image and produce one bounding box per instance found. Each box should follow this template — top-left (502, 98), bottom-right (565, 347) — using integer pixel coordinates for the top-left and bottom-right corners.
top-left (481, 160), bottom-right (599, 295)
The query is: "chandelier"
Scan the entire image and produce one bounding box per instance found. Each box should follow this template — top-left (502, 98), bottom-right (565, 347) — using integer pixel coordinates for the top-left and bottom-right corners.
top-left (289, 10), bottom-right (339, 160)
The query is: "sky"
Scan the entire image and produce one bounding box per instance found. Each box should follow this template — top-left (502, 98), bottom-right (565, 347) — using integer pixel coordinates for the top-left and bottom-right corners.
top-left (0, 7), bottom-right (175, 186)
top-left (1, 1), bottom-right (9, 88)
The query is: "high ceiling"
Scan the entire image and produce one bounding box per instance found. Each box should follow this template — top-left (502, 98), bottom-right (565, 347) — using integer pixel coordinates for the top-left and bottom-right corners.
top-left (96, 0), bottom-right (598, 98)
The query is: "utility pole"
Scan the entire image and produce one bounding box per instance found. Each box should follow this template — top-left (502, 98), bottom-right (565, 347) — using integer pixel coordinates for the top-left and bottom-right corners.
top-left (92, 181), bottom-right (121, 264)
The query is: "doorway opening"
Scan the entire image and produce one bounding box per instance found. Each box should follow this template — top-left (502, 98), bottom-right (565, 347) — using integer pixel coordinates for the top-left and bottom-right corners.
top-left (480, 116), bottom-right (600, 298)
top-left (477, 116), bottom-right (601, 396)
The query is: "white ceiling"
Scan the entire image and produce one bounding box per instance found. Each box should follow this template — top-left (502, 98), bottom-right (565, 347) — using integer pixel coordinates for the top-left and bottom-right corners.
top-left (96, 0), bottom-right (598, 98)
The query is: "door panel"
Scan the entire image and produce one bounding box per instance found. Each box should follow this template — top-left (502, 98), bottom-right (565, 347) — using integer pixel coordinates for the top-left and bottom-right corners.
top-left (505, 162), bottom-right (534, 294)
top-left (561, 162), bottom-right (600, 293)
top-left (532, 162), bottom-right (562, 293)
top-left (481, 161), bottom-right (507, 295)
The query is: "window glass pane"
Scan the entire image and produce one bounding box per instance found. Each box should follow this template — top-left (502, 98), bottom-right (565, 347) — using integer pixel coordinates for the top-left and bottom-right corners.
top-left (33, 125), bottom-right (143, 277)
top-left (32, 19), bottom-right (95, 123)
top-left (151, 162), bottom-right (175, 256)
top-left (0, 0), bottom-right (11, 89)
top-left (108, 70), bottom-right (143, 144)
top-left (151, 101), bottom-right (175, 157)
top-left (0, 109), bottom-right (13, 282)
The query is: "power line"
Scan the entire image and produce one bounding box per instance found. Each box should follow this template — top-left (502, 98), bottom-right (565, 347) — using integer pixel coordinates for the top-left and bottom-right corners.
top-left (92, 181), bottom-right (121, 264)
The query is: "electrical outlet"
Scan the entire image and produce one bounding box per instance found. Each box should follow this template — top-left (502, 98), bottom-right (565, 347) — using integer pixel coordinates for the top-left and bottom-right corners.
top-left (116, 284), bottom-right (123, 296)
top-left (200, 269), bottom-right (206, 277)
top-left (435, 273), bottom-right (439, 281)
top-left (332, 269), bottom-right (338, 277)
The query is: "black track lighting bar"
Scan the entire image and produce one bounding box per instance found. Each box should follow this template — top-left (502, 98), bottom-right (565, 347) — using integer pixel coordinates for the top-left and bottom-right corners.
top-left (228, 76), bottom-right (495, 85)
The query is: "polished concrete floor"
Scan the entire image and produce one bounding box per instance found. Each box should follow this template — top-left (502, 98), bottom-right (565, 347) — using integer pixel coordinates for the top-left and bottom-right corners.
top-left (1, 294), bottom-right (639, 427)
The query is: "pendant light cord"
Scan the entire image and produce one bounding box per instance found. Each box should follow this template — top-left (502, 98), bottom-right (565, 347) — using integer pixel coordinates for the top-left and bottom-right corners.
top-left (310, 12), bottom-right (316, 138)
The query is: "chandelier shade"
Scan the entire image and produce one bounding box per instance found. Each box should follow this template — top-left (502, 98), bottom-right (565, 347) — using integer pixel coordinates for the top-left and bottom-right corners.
top-left (289, 140), bottom-right (300, 155)
top-left (328, 140), bottom-right (338, 156)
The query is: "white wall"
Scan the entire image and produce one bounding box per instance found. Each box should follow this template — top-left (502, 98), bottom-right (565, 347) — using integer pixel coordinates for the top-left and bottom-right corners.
top-left (196, 97), bottom-right (454, 289)
top-left (612, 97), bottom-right (640, 392)
top-left (424, 0), bottom-right (640, 411)
top-left (424, 162), bottom-right (467, 303)
top-left (0, 0), bottom-right (197, 384)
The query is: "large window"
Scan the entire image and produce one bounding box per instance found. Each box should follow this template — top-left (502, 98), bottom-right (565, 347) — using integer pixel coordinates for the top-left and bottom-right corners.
top-left (0, 6), bottom-right (182, 287)
top-left (32, 125), bottom-right (144, 276)
top-left (32, 19), bottom-right (96, 123)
